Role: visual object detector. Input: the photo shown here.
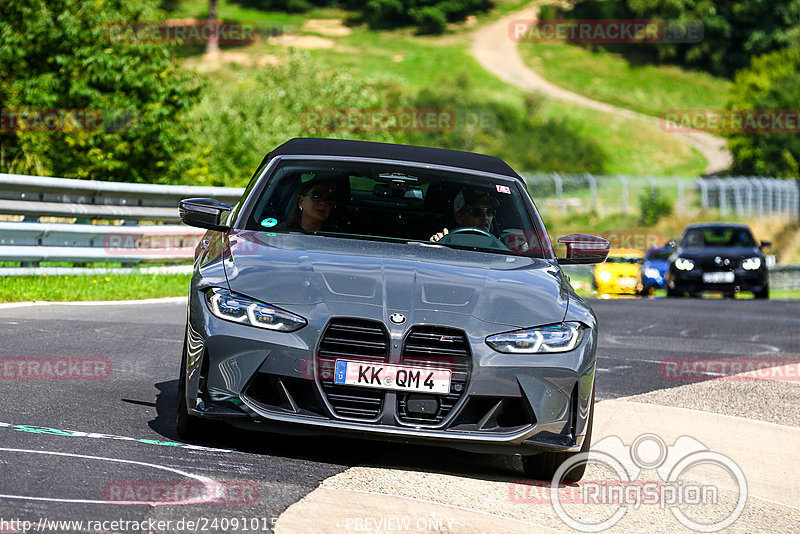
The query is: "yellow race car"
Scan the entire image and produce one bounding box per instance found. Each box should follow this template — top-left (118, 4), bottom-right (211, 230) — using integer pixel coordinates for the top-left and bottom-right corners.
top-left (592, 248), bottom-right (645, 295)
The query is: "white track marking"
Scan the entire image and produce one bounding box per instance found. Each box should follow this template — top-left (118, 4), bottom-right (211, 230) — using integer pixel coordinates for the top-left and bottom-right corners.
top-left (0, 447), bottom-right (220, 505)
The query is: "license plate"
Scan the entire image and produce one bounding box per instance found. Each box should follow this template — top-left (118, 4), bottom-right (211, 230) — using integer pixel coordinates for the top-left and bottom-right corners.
top-left (703, 272), bottom-right (734, 283)
top-left (617, 277), bottom-right (637, 287)
top-left (333, 360), bottom-right (451, 394)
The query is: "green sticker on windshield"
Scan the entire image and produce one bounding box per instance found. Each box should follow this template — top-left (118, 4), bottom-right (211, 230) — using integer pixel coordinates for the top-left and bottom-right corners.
top-left (260, 218), bottom-right (277, 228)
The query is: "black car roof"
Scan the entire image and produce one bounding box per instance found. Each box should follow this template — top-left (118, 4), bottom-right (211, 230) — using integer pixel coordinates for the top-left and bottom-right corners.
top-left (260, 138), bottom-right (522, 179)
top-left (683, 222), bottom-right (750, 231)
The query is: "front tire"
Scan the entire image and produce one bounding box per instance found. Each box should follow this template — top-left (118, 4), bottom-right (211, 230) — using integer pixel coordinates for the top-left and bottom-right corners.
top-left (754, 285), bottom-right (769, 299)
top-left (176, 338), bottom-right (210, 441)
top-left (522, 388), bottom-right (594, 482)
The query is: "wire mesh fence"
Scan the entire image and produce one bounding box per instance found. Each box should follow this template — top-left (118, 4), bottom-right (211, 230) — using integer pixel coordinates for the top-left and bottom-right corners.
top-left (521, 173), bottom-right (799, 220)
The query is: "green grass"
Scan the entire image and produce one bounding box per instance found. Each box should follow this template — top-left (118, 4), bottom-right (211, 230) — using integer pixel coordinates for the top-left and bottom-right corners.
top-left (168, 0), bottom-right (343, 27)
top-left (183, 7), bottom-right (709, 177)
top-left (0, 274), bottom-right (191, 302)
top-left (768, 289), bottom-right (800, 300)
top-left (537, 100), bottom-right (707, 176)
top-left (518, 42), bottom-right (732, 119)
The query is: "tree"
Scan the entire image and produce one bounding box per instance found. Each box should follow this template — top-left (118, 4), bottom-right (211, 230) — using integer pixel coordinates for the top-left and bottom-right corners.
top-left (206, 0), bottom-right (220, 56)
top-left (0, 0), bottom-right (203, 183)
top-left (727, 48), bottom-right (800, 177)
top-left (564, 0), bottom-right (800, 77)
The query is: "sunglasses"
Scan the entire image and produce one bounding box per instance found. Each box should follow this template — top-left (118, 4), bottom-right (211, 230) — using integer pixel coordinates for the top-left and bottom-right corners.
top-left (463, 207), bottom-right (496, 217)
top-left (305, 192), bottom-right (337, 207)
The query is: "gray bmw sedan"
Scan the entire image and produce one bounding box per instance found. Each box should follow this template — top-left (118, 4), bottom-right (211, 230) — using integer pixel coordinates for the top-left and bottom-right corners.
top-left (177, 138), bottom-right (608, 480)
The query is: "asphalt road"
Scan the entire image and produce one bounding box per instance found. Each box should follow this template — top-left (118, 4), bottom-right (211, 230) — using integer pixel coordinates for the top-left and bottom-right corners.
top-left (0, 298), bottom-right (796, 532)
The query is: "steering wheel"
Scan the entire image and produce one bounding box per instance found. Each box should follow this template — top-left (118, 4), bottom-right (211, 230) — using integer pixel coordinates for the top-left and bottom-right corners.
top-left (436, 227), bottom-right (508, 250)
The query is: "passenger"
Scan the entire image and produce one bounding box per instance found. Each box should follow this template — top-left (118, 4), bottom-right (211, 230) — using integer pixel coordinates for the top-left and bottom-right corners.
top-left (429, 187), bottom-right (500, 242)
top-left (288, 181), bottom-right (340, 232)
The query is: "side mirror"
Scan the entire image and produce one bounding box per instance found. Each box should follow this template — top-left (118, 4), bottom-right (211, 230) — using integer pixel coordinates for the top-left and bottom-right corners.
top-left (179, 198), bottom-right (232, 231)
top-left (557, 234), bottom-right (610, 265)
top-left (760, 240), bottom-right (771, 249)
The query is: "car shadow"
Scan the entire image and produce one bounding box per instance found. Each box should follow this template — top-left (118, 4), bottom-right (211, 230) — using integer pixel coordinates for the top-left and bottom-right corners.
top-left (147, 379), bottom-right (529, 483)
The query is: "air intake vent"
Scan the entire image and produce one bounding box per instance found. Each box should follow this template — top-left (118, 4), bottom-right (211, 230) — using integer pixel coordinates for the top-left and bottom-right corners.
top-left (318, 318), bottom-right (389, 420)
top-left (397, 326), bottom-right (471, 425)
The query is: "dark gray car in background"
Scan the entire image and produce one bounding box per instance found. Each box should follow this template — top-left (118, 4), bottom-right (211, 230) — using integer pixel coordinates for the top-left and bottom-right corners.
top-left (667, 222), bottom-right (770, 299)
top-left (177, 138), bottom-right (609, 480)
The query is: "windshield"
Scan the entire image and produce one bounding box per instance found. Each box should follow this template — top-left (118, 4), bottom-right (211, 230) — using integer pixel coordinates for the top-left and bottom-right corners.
top-left (605, 255), bottom-right (643, 264)
top-left (645, 249), bottom-right (672, 261)
top-left (681, 227), bottom-right (756, 248)
top-left (244, 159), bottom-right (552, 258)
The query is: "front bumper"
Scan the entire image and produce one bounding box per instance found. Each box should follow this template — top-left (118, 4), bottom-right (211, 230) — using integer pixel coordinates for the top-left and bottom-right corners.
top-left (668, 268), bottom-right (768, 294)
top-left (184, 290), bottom-right (597, 456)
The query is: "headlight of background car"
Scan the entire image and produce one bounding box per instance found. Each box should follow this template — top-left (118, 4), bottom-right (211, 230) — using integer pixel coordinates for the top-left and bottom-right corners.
top-left (205, 288), bottom-right (307, 332)
top-left (486, 322), bottom-right (584, 354)
top-left (741, 257), bottom-right (762, 270)
top-left (598, 270), bottom-right (612, 283)
top-left (644, 268), bottom-right (661, 279)
top-left (674, 258), bottom-right (695, 271)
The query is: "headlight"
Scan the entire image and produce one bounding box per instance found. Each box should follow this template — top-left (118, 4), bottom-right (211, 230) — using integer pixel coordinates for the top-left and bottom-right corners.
top-left (598, 270), bottom-right (612, 283)
top-left (644, 268), bottom-right (660, 279)
top-left (205, 288), bottom-right (306, 332)
top-left (486, 322), bottom-right (584, 354)
top-left (674, 258), bottom-right (695, 271)
top-left (741, 257), bottom-right (761, 270)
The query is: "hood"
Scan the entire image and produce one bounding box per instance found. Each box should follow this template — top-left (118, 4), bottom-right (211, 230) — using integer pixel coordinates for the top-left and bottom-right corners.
top-left (643, 259), bottom-right (668, 272)
top-left (222, 230), bottom-right (568, 329)
top-left (676, 246), bottom-right (761, 260)
top-left (598, 263), bottom-right (640, 277)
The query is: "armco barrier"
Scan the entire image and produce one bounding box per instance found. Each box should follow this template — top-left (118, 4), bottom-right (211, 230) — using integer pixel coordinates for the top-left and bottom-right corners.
top-left (0, 173), bottom-right (243, 271)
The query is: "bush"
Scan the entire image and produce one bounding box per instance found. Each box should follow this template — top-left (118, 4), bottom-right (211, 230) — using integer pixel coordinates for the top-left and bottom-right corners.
top-left (726, 48), bottom-right (800, 177)
top-left (358, 0), bottom-right (493, 33)
top-left (553, 0), bottom-right (800, 77)
top-left (398, 78), bottom-right (607, 174)
top-left (188, 53), bottom-right (393, 186)
top-left (638, 187), bottom-right (673, 226)
top-left (190, 58), bottom-right (606, 186)
top-left (0, 0), bottom-right (202, 183)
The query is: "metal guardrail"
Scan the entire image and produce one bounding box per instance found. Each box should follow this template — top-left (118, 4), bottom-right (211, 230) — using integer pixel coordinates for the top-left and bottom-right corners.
top-left (0, 173), bottom-right (243, 222)
top-left (0, 173), bottom-right (243, 270)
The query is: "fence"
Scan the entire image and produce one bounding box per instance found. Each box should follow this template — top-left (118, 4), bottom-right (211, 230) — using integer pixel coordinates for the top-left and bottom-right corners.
top-left (0, 173), bottom-right (243, 273)
top-left (1, 173), bottom-right (798, 278)
top-left (698, 177), bottom-right (799, 219)
top-left (521, 173), bottom-right (800, 220)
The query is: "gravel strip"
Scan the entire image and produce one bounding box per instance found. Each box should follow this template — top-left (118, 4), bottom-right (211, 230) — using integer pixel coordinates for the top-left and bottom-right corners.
top-left (321, 464), bottom-right (800, 533)
top-left (316, 365), bottom-right (800, 532)
top-left (622, 366), bottom-right (800, 428)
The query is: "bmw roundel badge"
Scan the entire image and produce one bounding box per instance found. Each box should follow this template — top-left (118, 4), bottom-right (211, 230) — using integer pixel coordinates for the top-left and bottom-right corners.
top-left (389, 313), bottom-right (406, 325)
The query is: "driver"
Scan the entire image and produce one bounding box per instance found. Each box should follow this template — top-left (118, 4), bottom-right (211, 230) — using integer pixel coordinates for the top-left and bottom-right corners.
top-left (429, 187), bottom-right (500, 242)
